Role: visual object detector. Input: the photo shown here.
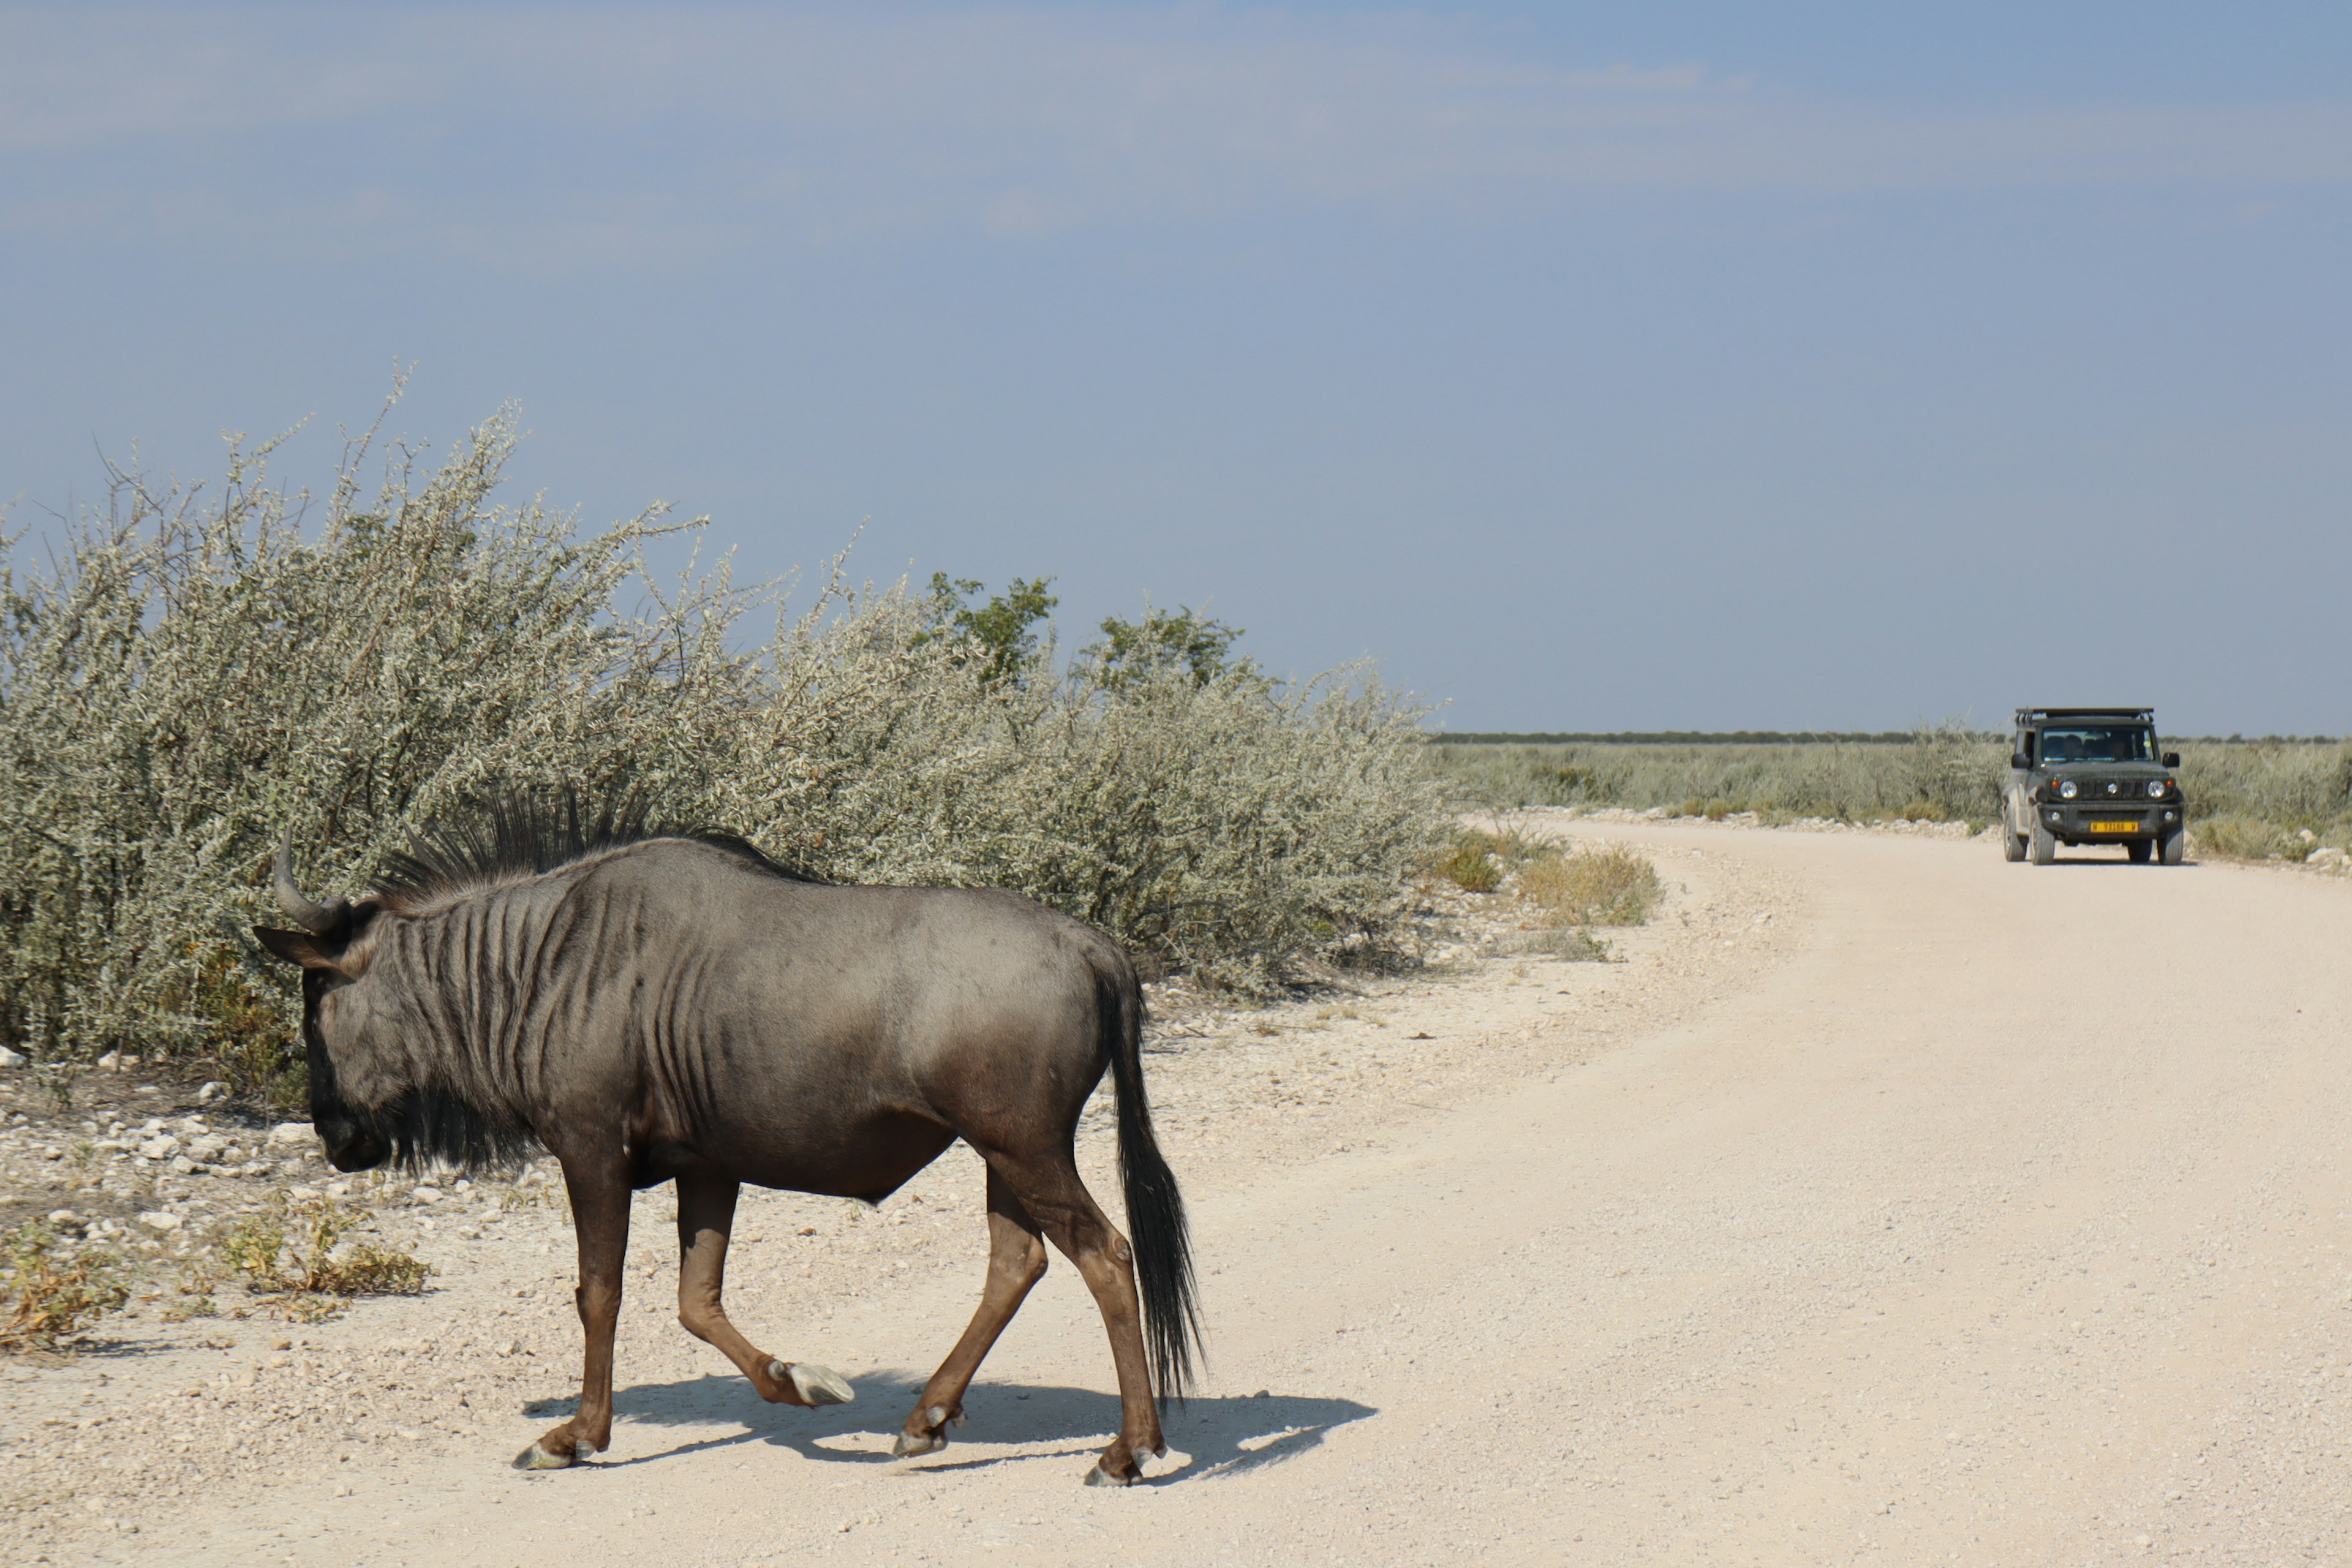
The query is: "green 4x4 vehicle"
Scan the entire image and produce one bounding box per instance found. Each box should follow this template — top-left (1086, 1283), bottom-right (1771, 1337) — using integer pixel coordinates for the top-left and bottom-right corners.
top-left (2003, 707), bottom-right (2187, 866)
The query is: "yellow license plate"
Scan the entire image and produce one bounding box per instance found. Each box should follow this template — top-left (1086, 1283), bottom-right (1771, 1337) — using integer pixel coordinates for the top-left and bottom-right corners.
top-left (2087, 820), bottom-right (2141, 834)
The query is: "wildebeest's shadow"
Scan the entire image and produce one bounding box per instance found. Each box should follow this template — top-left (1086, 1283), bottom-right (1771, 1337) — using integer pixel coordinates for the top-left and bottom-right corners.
top-left (526, 1372), bottom-right (1373, 1482)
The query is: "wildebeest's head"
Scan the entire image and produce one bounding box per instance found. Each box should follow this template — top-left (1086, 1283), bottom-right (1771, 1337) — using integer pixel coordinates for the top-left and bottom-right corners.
top-left (252, 839), bottom-right (401, 1172)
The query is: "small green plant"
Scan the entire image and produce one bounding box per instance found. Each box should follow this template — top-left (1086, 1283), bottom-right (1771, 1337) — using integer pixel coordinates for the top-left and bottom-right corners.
top-left (1518, 845), bottom-right (1664, 928)
top-left (0, 1221), bottom-right (130, 1351)
top-left (1428, 837), bottom-right (1502, 892)
top-left (221, 1193), bottom-right (430, 1320)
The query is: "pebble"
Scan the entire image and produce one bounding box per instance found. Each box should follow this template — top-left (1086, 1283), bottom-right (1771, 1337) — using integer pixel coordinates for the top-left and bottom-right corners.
top-left (0, 1046), bottom-right (23, 1068)
top-left (136, 1211), bottom-right (181, 1233)
top-left (268, 1123), bottom-right (315, 1146)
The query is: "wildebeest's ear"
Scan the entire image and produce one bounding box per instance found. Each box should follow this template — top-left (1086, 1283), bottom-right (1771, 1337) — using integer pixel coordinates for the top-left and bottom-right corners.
top-left (253, 925), bottom-right (339, 970)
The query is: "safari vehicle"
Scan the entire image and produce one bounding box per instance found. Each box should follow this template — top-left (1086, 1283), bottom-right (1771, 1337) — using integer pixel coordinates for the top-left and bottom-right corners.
top-left (2003, 707), bottom-right (2186, 865)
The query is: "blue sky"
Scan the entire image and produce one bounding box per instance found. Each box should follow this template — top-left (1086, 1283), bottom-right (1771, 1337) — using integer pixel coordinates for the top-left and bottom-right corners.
top-left (4, 2), bottom-right (2346, 733)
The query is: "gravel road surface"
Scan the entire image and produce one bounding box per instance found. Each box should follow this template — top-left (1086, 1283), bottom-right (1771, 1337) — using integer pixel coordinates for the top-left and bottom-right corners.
top-left (9, 821), bottom-right (2350, 1566)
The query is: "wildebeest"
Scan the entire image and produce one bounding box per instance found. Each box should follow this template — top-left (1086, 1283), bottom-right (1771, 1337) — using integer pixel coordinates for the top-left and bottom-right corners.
top-left (253, 794), bottom-right (1199, 1485)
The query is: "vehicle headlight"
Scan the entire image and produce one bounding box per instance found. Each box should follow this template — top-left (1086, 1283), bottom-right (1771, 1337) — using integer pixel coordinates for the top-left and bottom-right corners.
top-left (2057, 780), bottom-right (2078, 800)
top-left (2147, 779), bottom-right (2167, 798)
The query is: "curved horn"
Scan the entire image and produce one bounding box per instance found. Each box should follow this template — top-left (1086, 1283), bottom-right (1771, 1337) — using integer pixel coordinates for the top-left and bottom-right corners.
top-left (273, 835), bottom-right (347, 934)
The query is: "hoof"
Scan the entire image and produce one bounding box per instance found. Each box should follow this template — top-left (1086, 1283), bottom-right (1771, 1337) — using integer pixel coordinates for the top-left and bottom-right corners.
top-left (892, 1430), bottom-right (946, 1457)
top-left (513, 1441), bottom-right (573, 1472)
top-left (1085, 1460), bottom-right (1139, 1488)
top-left (775, 1360), bottom-right (856, 1406)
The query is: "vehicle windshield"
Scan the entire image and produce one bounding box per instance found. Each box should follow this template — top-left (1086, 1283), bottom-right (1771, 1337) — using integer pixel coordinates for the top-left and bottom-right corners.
top-left (2036, 725), bottom-right (2154, 764)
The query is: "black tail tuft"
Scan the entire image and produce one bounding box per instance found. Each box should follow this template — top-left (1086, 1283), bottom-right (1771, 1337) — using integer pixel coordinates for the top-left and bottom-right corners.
top-left (1098, 958), bottom-right (1201, 1404)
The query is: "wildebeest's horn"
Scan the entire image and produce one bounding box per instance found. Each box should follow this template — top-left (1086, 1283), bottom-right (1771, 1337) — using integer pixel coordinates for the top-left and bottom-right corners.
top-left (273, 835), bottom-right (348, 933)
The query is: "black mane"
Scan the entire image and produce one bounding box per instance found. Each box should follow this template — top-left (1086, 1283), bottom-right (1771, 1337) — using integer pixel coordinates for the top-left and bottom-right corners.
top-left (371, 786), bottom-right (820, 909)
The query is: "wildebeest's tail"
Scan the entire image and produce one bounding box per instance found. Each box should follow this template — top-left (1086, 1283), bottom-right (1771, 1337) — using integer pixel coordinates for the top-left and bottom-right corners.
top-left (1097, 956), bottom-right (1201, 1403)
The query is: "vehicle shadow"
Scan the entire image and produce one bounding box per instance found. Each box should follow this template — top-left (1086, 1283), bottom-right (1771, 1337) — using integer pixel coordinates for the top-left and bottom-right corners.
top-left (525, 1371), bottom-right (1374, 1483)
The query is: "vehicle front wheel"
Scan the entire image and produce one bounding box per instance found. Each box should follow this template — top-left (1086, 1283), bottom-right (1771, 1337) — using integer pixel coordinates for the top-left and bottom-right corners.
top-left (2125, 839), bottom-right (2152, 864)
top-left (2159, 829), bottom-right (2186, 866)
top-left (2030, 818), bottom-right (2057, 865)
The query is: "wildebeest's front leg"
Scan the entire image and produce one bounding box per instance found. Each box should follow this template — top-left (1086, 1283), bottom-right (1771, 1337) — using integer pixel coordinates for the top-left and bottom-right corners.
top-left (895, 1164), bottom-right (1048, 1457)
top-left (514, 1154), bottom-right (631, 1471)
top-left (674, 1172), bottom-right (854, 1409)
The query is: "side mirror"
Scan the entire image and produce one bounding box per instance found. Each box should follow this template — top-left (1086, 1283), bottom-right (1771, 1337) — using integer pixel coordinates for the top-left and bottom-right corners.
top-left (2010, 752), bottom-right (2031, 771)
top-left (2162, 752), bottom-right (2180, 769)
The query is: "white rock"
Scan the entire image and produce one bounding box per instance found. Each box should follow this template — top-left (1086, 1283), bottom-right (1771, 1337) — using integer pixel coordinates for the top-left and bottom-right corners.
top-left (137, 1136), bottom-right (181, 1160)
top-left (411, 1186), bottom-right (442, 1205)
top-left (97, 1052), bottom-right (122, 1071)
top-left (169, 1156), bottom-right (198, 1175)
top-left (269, 1123), bottom-right (315, 1146)
top-left (0, 1046), bottom-right (24, 1068)
top-left (137, 1211), bottom-right (182, 1234)
top-left (197, 1081), bottom-right (227, 1102)
top-left (187, 1134), bottom-right (230, 1161)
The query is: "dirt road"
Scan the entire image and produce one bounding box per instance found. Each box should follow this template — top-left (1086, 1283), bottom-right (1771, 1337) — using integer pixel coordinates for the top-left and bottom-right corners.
top-left (23, 822), bottom-right (2352, 1565)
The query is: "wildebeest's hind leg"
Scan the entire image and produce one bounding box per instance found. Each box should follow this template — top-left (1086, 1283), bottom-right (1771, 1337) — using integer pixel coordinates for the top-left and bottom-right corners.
top-left (673, 1172), bottom-right (854, 1409)
top-left (894, 1164), bottom-right (1049, 1457)
top-left (992, 1152), bottom-right (1166, 1487)
top-left (515, 1155), bottom-right (631, 1471)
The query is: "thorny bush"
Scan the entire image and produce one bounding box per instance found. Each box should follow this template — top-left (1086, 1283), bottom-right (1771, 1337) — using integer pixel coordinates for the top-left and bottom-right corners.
top-left (0, 394), bottom-right (1444, 1077)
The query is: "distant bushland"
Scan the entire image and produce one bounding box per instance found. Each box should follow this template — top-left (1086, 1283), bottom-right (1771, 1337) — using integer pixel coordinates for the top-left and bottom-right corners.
top-left (1433, 730), bottom-right (2352, 863)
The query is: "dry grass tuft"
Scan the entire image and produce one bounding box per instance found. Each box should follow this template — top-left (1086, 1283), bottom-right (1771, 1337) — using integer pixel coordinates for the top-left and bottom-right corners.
top-left (1519, 845), bottom-right (1664, 928)
top-left (2190, 815), bottom-right (2287, 862)
top-left (0, 1221), bottom-right (129, 1351)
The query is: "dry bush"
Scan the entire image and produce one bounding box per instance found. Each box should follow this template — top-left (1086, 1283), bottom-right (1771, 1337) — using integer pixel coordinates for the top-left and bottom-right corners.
top-left (0, 396), bottom-right (1445, 1072)
top-left (0, 1221), bottom-right (129, 1351)
top-left (1519, 845), bottom-right (1663, 927)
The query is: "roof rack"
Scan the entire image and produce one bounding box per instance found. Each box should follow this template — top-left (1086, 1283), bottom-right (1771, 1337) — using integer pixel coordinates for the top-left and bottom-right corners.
top-left (2014, 707), bottom-right (2155, 725)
